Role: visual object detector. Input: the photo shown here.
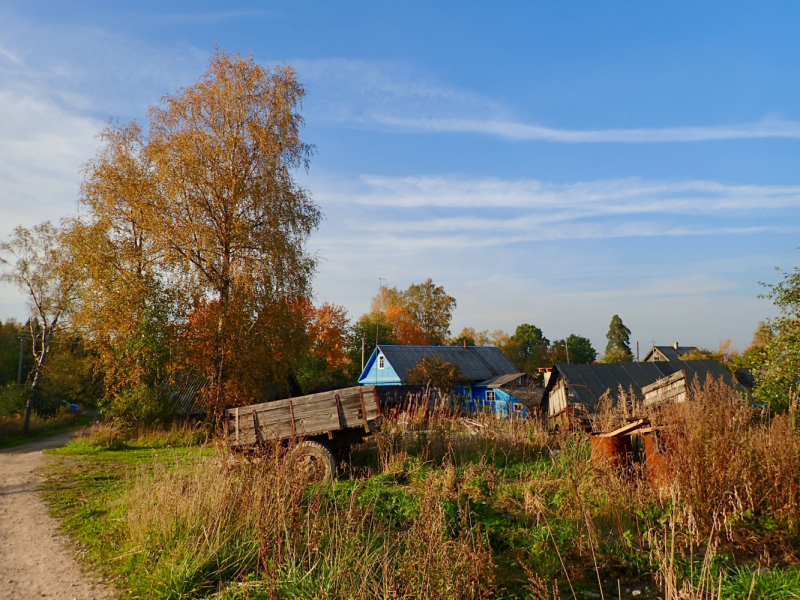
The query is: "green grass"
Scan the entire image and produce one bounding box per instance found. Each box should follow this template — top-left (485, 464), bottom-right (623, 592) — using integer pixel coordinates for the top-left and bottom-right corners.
top-left (723, 565), bottom-right (800, 599)
top-left (42, 438), bottom-right (214, 597)
top-left (0, 414), bottom-right (93, 449)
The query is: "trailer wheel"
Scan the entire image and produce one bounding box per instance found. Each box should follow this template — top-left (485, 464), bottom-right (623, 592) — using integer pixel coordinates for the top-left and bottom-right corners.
top-left (288, 440), bottom-right (337, 484)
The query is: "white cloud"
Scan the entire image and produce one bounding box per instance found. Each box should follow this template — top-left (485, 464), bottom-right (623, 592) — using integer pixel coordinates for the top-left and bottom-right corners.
top-left (309, 175), bottom-right (800, 252)
top-left (0, 44), bottom-right (20, 65)
top-left (0, 89), bottom-right (101, 235)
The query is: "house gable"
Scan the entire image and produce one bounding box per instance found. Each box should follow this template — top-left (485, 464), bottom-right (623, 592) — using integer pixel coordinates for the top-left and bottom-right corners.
top-left (643, 345), bottom-right (698, 362)
top-left (358, 347), bottom-right (403, 386)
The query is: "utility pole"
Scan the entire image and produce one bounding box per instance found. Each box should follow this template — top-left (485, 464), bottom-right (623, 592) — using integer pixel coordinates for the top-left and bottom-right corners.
top-left (636, 341), bottom-right (640, 362)
top-left (361, 336), bottom-right (365, 372)
top-left (17, 336), bottom-right (25, 386)
top-left (565, 338), bottom-right (570, 364)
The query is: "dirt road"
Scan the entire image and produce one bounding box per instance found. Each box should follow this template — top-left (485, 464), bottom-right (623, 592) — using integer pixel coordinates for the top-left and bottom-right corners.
top-left (0, 432), bottom-right (113, 600)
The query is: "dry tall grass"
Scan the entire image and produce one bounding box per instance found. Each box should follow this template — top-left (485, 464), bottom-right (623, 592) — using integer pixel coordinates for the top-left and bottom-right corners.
top-left (91, 381), bottom-right (800, 599)
top-left (123, 440), bottom-right (495, 599)
top-left (76, 419), bottom-right (210, 449)
top-left (0, 405), bottom-right (77, 441)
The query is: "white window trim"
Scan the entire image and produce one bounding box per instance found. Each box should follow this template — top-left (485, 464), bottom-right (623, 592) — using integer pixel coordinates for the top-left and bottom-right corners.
top-left (485, 390), bottom-right (495, 403)
top-left (378, 355), bottom-right (385, 370)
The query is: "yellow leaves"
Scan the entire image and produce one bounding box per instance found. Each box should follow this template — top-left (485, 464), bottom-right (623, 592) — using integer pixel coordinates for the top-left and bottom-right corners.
top-left (70, 49), bottom-right (322, 407)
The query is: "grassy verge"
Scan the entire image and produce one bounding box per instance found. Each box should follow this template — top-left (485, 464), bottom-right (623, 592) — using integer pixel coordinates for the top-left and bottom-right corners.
top-left (0, 413), bottom-right (94, 449)
top-left (40, 390), bottom-right (800, 600)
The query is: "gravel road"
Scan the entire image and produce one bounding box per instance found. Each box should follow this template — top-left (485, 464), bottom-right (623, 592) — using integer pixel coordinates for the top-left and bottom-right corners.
top-left (0, 431), bottom-right (114, 600)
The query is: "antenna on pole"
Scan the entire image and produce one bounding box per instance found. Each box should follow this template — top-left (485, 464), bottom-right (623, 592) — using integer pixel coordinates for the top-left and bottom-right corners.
top-left (376, 278), bottom-right (386, 385)
top-left (376, 278), bottom-right (386, 349)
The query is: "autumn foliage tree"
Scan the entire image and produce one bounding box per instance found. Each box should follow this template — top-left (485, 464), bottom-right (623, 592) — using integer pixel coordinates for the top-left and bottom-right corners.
top-left (406, 355), bottom-right (467, 391)
top-left (69, 122), bottom-right (172, 401)
top-left (296, 302), bottom-right (352, 392)
top-left (73, 49), bottom-right (321, 413)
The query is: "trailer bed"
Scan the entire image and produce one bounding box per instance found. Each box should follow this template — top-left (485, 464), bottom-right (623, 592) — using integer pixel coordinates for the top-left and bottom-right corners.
top-left (224, 385), bottom-right (381, 448)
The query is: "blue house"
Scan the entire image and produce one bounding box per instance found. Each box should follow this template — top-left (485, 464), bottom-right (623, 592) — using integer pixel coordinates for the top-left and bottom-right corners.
top-left (358, 345), bottom-right (534, 418)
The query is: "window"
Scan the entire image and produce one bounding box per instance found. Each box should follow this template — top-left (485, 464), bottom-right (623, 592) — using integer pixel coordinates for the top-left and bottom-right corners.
top-left (485, 390), bottom-right (495, 403)
top-left (378, 355), bottom-right (385, 369)
top-left (512, 402), bottom-right (524, 413)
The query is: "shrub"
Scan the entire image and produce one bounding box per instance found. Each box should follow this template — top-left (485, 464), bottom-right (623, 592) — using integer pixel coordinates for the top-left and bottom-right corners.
top-left (102, 384), bottom-right (170, 427)
top-left (0, 383), bottom-right (26, 418)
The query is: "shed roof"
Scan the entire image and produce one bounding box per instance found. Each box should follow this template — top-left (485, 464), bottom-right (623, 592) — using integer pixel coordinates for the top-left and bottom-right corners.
top-left (477, 372), bottom-right (528, 388)
top-left (545, 359), bottom-right (742, 410)
top-left (375, 345), bottom-right (518, 383)
top-left (159, 371), bottom-right (206, 415)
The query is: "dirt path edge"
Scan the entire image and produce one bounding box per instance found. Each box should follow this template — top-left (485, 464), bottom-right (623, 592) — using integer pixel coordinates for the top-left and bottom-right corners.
top-left (0, 431), bottom-right (114, 600)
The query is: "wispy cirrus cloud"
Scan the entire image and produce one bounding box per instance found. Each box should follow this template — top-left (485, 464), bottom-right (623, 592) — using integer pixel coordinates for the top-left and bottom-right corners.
top-left (151, 10), bottom-right (276, 24)
top-left (297, 58), bottom-right (800, 143)
top-left (309, 174), bottom-right (800, 253)
top-left (371, 115), bottom-right (800, 143)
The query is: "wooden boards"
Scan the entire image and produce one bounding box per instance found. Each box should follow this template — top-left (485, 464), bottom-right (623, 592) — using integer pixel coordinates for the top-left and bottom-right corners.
top-left (642, 371), bottom-right (687, 407)
top-left (224, 385), bottom-right (380, 447)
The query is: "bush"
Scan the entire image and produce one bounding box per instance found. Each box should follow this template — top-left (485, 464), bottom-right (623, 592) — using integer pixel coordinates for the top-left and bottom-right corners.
top-left (0, 383), bottom-right (26, 418)
top-left (102, 384), bottom-right (170, 427)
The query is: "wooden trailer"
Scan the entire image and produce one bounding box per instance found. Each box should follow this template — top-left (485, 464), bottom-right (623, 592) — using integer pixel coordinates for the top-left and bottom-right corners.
top-left (224, 385), bottom-right (381, 482)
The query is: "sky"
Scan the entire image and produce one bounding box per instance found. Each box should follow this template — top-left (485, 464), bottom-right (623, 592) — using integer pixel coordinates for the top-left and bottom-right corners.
top-left (1, 1), bottom-right (799, 355)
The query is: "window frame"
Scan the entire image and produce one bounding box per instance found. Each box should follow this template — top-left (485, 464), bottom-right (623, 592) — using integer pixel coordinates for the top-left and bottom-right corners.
top-left (378, 355), bottom-right (385, 370)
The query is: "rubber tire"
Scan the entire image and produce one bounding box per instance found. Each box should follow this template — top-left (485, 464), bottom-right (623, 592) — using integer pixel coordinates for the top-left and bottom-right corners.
top-left (287, 440), bottom-right (337, 484)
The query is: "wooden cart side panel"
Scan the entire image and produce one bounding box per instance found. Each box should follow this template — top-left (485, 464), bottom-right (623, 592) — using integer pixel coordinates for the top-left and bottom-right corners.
top-left (225, 385), bottom-right (381, 446)
top-left (291, 397), bottom-right (341, 435)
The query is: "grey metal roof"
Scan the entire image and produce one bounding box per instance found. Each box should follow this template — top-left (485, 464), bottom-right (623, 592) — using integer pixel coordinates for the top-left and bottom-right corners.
top-left (477, 372), bottom-right (528, 388)
top-left (545, 359), bottom-right (743, 410)
top-left (158, 372), bottom-right (206, 415)
top-left (379, 345), bottom-right (518, 383)
top-left (644, 345), bottom-right (698, 361)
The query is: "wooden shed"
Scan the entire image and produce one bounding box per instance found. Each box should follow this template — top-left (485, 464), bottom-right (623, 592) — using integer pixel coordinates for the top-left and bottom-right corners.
top-left (542, 359), bottom-right (744, 433)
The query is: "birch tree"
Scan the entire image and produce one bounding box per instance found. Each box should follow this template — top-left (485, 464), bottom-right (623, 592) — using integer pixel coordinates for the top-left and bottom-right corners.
top-left (143, 50), bottom-right (320, 407)
top-left (0, 223), bottom-right (78, 432)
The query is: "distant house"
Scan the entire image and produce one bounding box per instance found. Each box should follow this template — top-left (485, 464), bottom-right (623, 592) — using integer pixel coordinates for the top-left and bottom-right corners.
top-left (358, 345), bottom-right (536, 418)
top-left (642, 343), bottom-right (698, 362)
top-left (542, 359), bottom-right (744, 432)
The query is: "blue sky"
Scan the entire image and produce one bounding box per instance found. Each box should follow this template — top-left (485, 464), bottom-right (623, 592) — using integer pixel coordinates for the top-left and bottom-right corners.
top-left (1, 1), bottom-right (799, 354)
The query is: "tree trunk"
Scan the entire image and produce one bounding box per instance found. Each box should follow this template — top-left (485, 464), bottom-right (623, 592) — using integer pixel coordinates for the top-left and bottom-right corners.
top-left (23, 330), bottom-right (50, 434)
top-left (22, 365), bottom-right (42, 434)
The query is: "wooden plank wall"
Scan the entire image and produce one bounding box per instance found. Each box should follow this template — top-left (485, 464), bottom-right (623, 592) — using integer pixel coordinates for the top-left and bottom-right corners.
top-left (549, 379), bottom-right (569, 417)
top-left (642, 371), bottom-right (687, 407)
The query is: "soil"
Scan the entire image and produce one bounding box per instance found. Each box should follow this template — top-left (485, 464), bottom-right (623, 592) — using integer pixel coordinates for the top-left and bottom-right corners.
top-left (0, 431), bottom-right (114, 600)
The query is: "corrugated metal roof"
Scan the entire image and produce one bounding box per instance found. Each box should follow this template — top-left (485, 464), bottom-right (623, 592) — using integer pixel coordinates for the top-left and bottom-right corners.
top-left (547, 359), bottom-right (741, 410)
top-left (477, 372), bottom-right (528, 388)
top-left (378, 345), bottom-right (518, 383)
top-left (159, 372), bottom-right (206, 415)
top-left (644, 346), bottom-right (698, 361)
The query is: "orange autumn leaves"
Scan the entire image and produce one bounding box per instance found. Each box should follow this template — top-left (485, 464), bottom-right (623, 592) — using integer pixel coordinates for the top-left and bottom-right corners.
top-left (384, 305), bottom-right (428, 345)
top-left (304, 301), bottom-right (351, 371)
